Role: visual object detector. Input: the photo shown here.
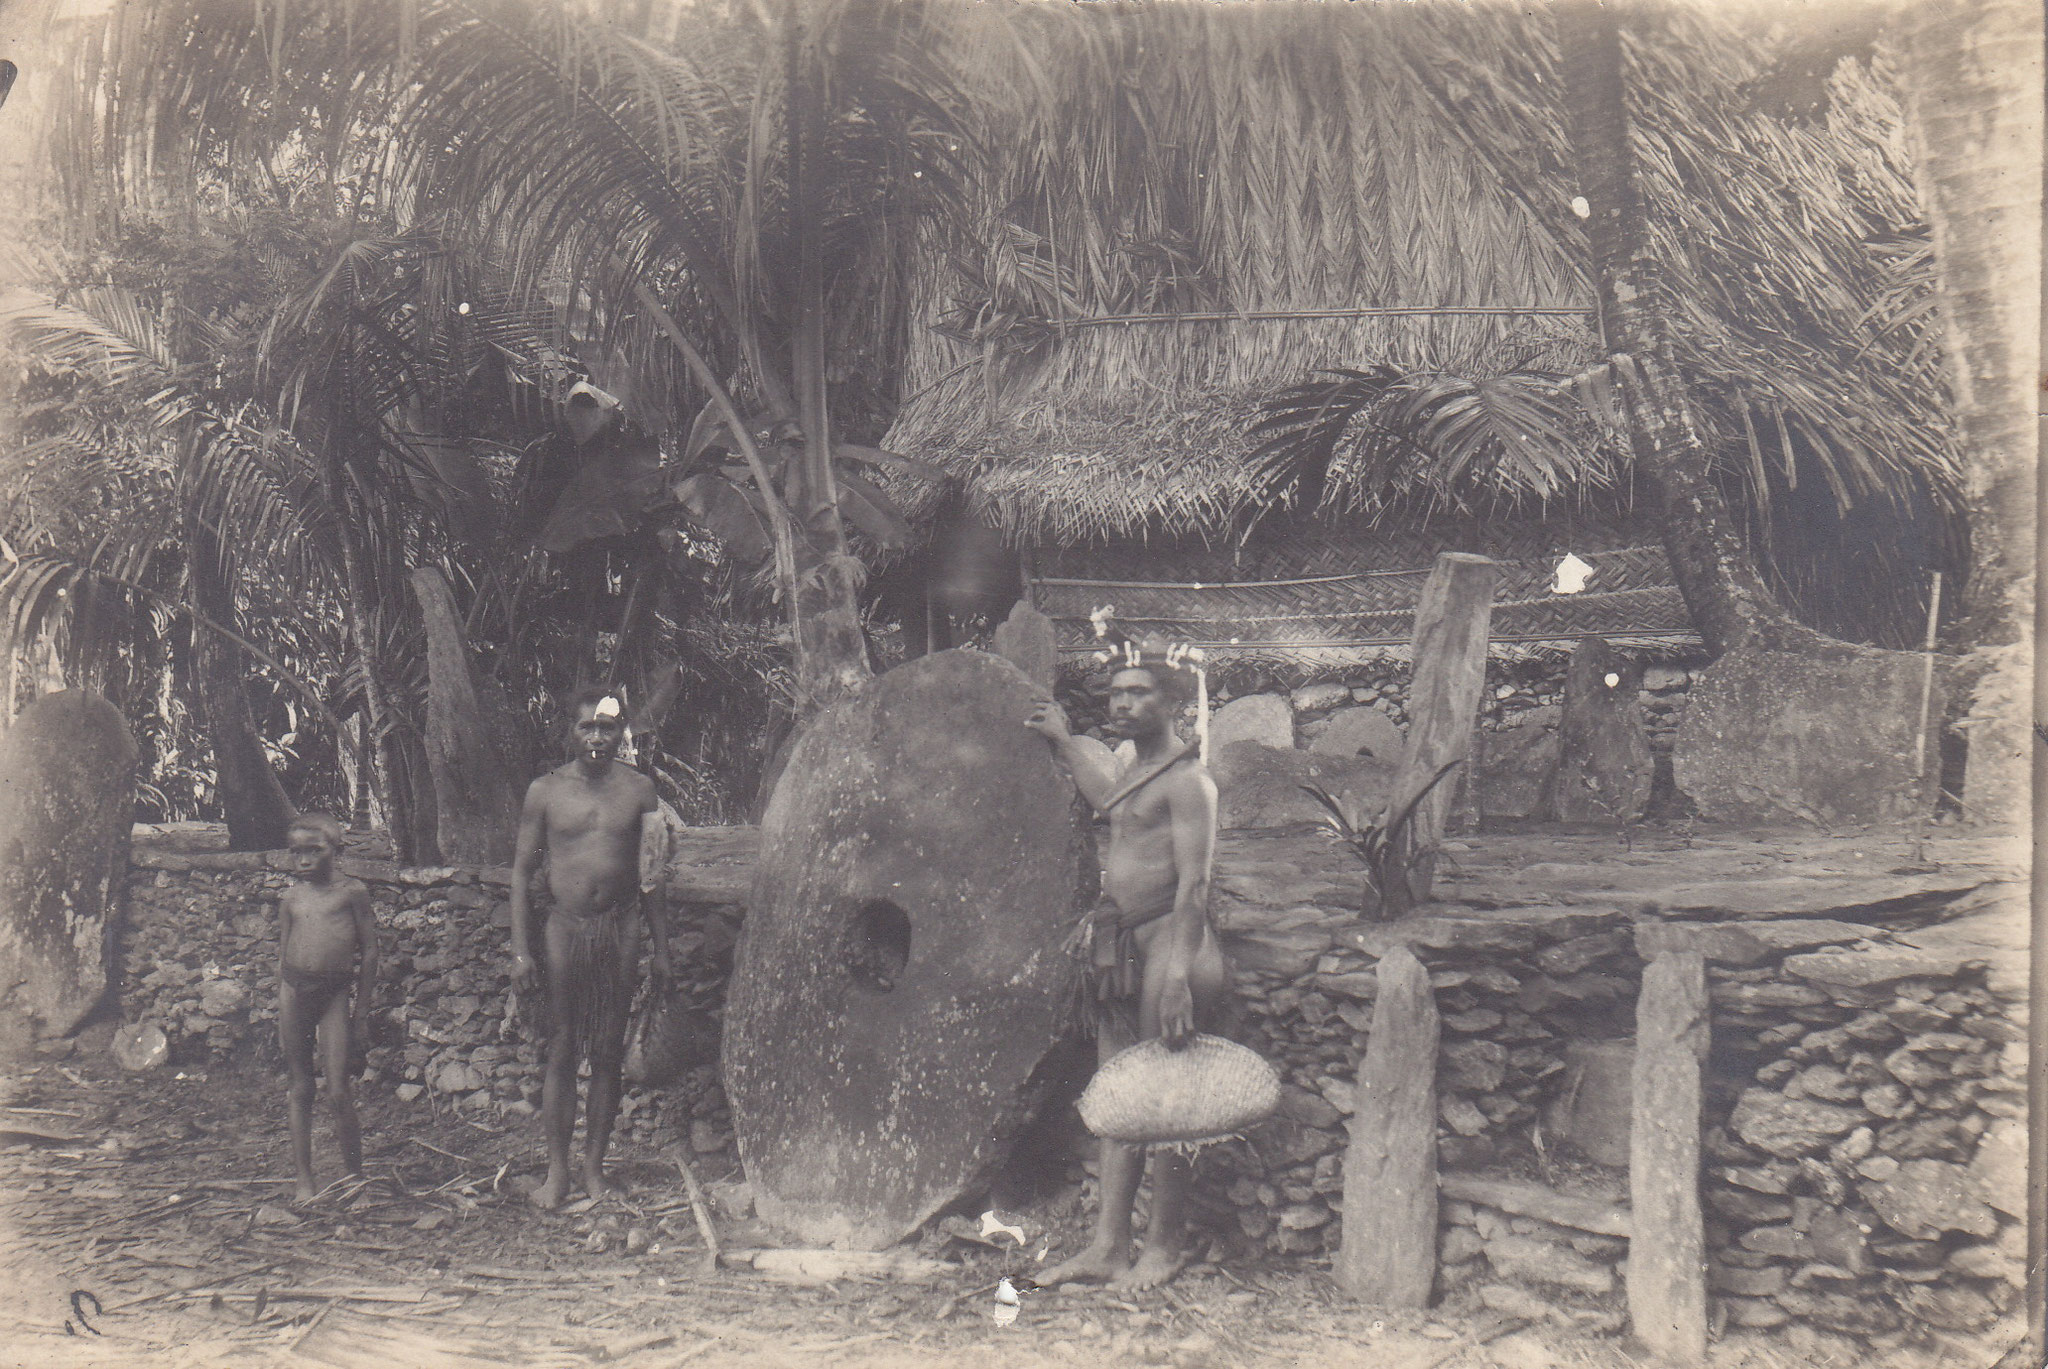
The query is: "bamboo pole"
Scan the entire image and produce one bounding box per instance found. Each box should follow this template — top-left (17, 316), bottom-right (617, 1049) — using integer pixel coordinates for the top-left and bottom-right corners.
top-left (664, 1145), bottom-right (722, 1277)
top-left (1912, 571), bottom-right (1943, 779)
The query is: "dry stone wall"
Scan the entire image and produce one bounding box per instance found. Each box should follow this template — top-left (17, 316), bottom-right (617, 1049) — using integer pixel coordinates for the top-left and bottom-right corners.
top-left (113, 824), bottom-right (2020, 1352)
top-left (1676, 920), bottom-right (2028, 1344)
top-left (118, 846), bottom-right (742, 1165)
top-left (1061, 658), bottom-right (1697, 752)
top-left (1203, 835), bottom-right (1643, 1267)
top-left (1198, 847), bottom-right (2025, 1351)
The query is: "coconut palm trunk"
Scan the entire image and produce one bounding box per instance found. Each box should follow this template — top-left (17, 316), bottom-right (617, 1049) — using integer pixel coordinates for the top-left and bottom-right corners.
top-left (1892, 0), bottom-right (2040, 836)
top-left (783, 2), bottom-right (870, 715)
top-left (324, 457), bottom-right (416, 863)
top-left (1554, 0), bottom-right (1829, 660)
top-left (1893, 0), bottom-right (2041, 652)
top-left (185, 515), bottom-right (296, 850)
top-left (1891, 1), bottom-right (2043, 1349)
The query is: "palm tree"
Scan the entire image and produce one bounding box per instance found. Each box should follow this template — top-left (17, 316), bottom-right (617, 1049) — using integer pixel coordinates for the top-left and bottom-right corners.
top-left (1555, 0), bottom-right (1838, 660)
top-left (0, 282), bottom-right (339, 848)
top-left (1892, 0), bottom-right (2041, 828)
top-left (395, 0), bottom-right (958, 709)
top-left (1246, 0), bottom-right (1961, 659)
top-left (12, 0), bottom-right (976, 851)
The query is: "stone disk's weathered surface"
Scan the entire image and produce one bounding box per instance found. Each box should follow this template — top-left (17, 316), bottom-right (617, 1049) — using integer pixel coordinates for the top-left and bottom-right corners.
top-left (1673, 645), bottom-right (1943, 826)
top-left (0, 691), bottom-right (139, 1036)
top-left (725, 650), bottom-right (1094, 1249)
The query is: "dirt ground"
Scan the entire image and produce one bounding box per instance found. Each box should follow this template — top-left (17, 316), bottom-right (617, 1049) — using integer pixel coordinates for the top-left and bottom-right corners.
top-left (2, 817), bottom-right (2027, 1369)
top-left (1, 1046), bottom-right (2023, 1369)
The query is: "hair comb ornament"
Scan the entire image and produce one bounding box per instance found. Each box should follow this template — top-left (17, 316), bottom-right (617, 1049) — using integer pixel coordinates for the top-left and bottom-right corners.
top-left (1085, 608), bottom-right (1212, 762)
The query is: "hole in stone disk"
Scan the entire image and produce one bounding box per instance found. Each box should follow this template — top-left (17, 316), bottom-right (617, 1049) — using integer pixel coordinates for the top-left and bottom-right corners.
top-left (846, 899), bottom-right (911, 993)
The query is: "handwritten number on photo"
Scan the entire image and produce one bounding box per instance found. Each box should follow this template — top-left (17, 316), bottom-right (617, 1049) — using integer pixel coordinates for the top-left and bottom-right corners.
top-left (66, 1289), bottom-right (103, 1336)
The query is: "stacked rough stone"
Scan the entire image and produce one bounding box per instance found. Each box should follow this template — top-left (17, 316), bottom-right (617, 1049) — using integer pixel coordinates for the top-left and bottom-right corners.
top-left (1206, 843), bottom-right (1645, 1260)
top-left (1200, 844), bottom-right (2024, 1347)
top-left (119, 849), bottom-right (739, 1163)
top-left (121, 832), bottom-right (2021, 1348)
top-left (1677, 922), bottom-right (2028, 1347)
top-left (1438, 1185), bottom-right (1631, 1321)
top-left (1638, 665), bottom-right (1693, 757)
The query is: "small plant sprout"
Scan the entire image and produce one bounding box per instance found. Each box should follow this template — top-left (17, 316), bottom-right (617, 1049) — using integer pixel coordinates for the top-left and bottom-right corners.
top-left (1300, 759), bottom-right (1463, 920)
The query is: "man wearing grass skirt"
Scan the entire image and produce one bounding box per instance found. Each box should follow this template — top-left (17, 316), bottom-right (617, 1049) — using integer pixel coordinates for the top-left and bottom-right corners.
top-left (1025, 630), bottom-right (1229, 1291)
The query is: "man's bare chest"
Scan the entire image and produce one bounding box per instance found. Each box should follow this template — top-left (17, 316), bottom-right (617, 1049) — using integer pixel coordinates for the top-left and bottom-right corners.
top-left (1107, 785), bottom-right (1177, 844)
top-left (544, 784), bottom-right (641, 844)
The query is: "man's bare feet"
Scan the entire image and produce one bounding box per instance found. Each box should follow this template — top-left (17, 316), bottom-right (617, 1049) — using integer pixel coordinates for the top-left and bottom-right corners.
top-left (294, 1180), bottom-right (319, 1205)
top-left (1110, 1243), bottom-right (1187, 1292)
top-left (582, 1167), bottom-right (622, 1201)
top-left (531, 1169), bottom-right (572, 1210)
top-left (1038, 1239), bottom-right (1131, 1287)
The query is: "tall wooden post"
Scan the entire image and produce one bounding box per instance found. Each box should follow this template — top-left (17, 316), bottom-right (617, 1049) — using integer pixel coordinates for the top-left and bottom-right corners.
top-left (1629, 950), bottom-right (1710, 1363)
top-left (1338, 945), bottom-right (1439, 1306)
top-left (1384, 553), bottom-right (1496, 909)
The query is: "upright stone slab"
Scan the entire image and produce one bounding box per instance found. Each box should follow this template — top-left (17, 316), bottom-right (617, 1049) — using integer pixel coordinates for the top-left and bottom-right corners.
top-left (1385, 554), bottom-right (1495, 907)
top-left (1548, 636), bottom-right (1653, 823)
top-left (412, 567), bottom-right (525, 864)
top-left (1310, 707), bottom-right (1405, 763)
top-left (1673, 645), bottom-right (1944, 826)
top-left (1548, 1038), bottom-right (1634, 1166)
top-left (1629, 951), bottom-right (1709, 1364)
top-left (990, 601), bottom-right (1057, 693)
top-left (725, 649), bottom-right (1094, 1248)
top-left (0, 691), bottom-right (138, 1036)
top-left (1338, 946), bottom-right (1439, 1305)
top-left (1211, 740), bottom-right (1397, 830)
top-left (1209, 694), bottom-right (1295, 751)
top-left (1475, 715), bottom-right (1562, 821)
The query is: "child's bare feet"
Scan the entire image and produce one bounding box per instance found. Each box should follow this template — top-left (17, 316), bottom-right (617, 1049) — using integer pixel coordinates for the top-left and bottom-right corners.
top-left (531, 1168), bottom-right (573, 1210)
top-left (294, 1179), bottom-right (320, 1205)
top-left (1110, 1242), bottom-right (1187, 1292)
top-left (1039, 1239), bottom-right (1131, 1287)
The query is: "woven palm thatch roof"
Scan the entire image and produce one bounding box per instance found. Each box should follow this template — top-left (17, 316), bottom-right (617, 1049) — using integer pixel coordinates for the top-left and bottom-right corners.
top-left (884, 0), bottom-right (1950, 552)
top-left (1030, 517), bottom-right (1701, 671)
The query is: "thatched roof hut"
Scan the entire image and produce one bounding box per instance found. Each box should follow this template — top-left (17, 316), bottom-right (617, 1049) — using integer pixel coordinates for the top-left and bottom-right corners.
top-left (882, 0), bottom-right (1956, 669)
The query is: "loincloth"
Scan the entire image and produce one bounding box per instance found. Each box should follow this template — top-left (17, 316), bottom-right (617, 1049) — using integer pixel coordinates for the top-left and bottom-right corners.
top-left (282, 966), bottom-right (354, 1024)
top-left (1063, 898), bottom-right (1174, 1039)
top-left (552, 911), bottom-right (636, 1062)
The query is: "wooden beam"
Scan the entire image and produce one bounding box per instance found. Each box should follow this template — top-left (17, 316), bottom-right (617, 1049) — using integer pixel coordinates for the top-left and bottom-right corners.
top-left (1629, 950), bottom-right (1710, 1363)
top-left (1337, 945), bottom-right (1439, 1306)
top-left (1384, 553), bottom-right (1497, 909)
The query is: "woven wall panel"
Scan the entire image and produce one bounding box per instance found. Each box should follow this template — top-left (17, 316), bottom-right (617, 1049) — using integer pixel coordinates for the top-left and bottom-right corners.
top-left (1031, 539), bottom-right (1702, 667)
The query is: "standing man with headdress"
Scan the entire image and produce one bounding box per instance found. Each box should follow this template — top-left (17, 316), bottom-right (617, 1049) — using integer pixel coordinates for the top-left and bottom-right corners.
top-left (1025, 629), bottom-right (1230, 1291)
top-left (510, 687), bottom-right (673, 1209)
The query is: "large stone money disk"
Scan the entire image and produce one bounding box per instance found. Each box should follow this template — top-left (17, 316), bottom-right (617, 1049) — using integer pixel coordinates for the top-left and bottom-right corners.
top-left (0, 690), bottom-right (139, 1037)
top-left (725, 650), bottom-right (1094, 1248)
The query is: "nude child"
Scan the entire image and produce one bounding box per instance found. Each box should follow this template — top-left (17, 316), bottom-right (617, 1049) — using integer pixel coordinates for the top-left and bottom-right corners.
top-left (276, 812), bottom-right (378, 1203)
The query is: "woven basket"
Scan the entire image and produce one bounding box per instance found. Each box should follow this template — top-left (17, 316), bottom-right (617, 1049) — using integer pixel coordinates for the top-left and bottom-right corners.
top-left (1077, 1035), bottom-right (1281, 1147)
